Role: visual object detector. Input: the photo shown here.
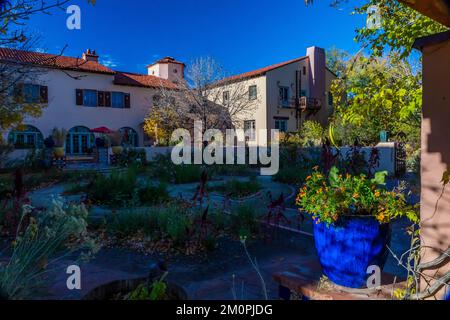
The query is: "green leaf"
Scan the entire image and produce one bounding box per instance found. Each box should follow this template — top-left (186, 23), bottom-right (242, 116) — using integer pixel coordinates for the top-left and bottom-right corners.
top-left (371, 171), bottom-right (388, 185)
top-left (441, 167), bottom-right (450, 186)
top-left (329, 166), bottom-right (340, 187)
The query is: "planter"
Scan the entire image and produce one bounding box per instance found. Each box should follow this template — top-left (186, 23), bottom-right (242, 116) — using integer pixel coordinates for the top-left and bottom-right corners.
top-left (83, 277), bottom-right (188, 300)
top-left (313, 216), bottom-right (392, 289)
top-left (111, 146), bottom-right (123, 155)
top-left (53, 147), bottom-right (65, 158)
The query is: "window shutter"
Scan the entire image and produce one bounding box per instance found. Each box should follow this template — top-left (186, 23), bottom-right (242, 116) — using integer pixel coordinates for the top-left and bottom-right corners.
top-left (13, 83), bottom-right (24, 102)
top-left (124, 93), bottom-right (131, 109)
top-left (98, 91), bottom-right (105, 107)
top-left (40, 86), bottom-right (48, 103)
top-left (76, 89), bottom-right (83, 105)
top-left (105, 92), bottom-right (111, 107)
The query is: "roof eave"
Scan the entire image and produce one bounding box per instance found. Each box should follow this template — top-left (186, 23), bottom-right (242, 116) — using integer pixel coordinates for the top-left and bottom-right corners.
top-left (413, 30), bottom-right (450, 50)
top-left (399, 0), bottom-right (450, 27)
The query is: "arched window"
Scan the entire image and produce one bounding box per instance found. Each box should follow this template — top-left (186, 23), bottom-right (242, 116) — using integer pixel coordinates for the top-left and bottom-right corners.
top-left (119, 127), bottom-right (138, 147)
top-left (8, 125), bottom-right (43, 149)
top-left (66, 126), bottom-right (95, 155)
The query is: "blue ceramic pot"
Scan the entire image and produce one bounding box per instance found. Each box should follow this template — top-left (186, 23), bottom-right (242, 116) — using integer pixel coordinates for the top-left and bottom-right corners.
top-left (313, 216), bottom-right (392, 289)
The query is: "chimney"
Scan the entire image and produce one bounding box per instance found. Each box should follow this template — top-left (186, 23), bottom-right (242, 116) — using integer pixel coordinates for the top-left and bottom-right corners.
top-left (82, 49), bottom-right (99, 62)
top-left (306, 46), bottom-right (327, 125)
top-left (147, 56), bottom-right (185, 82)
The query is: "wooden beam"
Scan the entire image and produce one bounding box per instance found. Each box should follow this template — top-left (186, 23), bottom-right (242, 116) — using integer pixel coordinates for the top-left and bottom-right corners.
top-left (399, 0), bottom-right (450, 27)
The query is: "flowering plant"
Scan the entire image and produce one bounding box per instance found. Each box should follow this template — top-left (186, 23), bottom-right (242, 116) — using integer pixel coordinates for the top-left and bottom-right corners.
top-left (296, 166), bottom-right (419, 225)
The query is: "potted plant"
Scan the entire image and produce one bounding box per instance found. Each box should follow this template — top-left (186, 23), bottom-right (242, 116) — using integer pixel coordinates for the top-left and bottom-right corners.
top-left (296, 166), bottom-right (418, 289)
top-left (108, 131), bottom-right (123, 155)
top-left (51, 128), bottom-right (67, 158)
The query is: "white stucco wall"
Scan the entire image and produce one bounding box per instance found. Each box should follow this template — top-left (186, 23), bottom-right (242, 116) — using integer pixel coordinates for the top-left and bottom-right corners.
top-left (266, 59), bottom-right (310, 133)
top-left (3, 68), bottom-right (158, 147)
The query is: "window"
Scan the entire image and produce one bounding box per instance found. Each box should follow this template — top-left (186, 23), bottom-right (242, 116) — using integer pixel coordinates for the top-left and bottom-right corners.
top-left (302, 66), bottom-right (306, 76)
top-left (83, 90), bottom-right (97, 107)
top-left (15, 84), bottom-right (47, 103)
top-left (328, 92), bottom-right (333, 106)
top-left (275, 119), bottom-right (288, 133)
top-left (279, 87), bottom-right (289, 107)
top-left (249, 85), bottom-right (257, 101)
top-left (112, 92), bottom-right (125, 108)
top-left (120, 127), bottom-right (139, 147)
top-left (8, 125), bottom-right (43, 149)
top-left (223, 91), bottom-right (230, 104)
top-left (23, 84), bottom-right (40, 103)
top-left (244, 120), bottom-right (256, 141)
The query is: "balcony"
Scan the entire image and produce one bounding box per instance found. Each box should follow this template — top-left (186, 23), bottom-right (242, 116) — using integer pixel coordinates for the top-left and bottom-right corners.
top-left (278, 96), bottom-right (321, 111)
top-left (299, 97), bottom-right (321, 111)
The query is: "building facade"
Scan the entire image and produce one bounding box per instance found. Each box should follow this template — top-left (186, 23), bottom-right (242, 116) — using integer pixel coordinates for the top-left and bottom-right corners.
top-left (1, 45), bottom-right (336, 155)
top-left (209, 46), bottom-right (336, 145)
top-left (0, 48), bottom-right (180, 155)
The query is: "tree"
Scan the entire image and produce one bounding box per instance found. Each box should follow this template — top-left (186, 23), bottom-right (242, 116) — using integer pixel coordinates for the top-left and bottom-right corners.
top-left (330, 53), bottom-right (422, 145)
top-left (306, 0), bottom-right (448, 59)
top-left (354, 0), bottom-right (447, 59)
top-left (145, 56), bottom-right (257, 145)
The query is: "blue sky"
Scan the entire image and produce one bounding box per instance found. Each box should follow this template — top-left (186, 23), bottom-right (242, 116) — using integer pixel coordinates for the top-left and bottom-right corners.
top-left (25, 0), bottom-right (367, 75)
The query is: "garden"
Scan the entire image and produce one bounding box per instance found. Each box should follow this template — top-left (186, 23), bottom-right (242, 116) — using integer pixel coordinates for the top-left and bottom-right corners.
top-left (1, 0), bottom-right (449, 302)
top-left (0, 126), bottom-right (423, 300)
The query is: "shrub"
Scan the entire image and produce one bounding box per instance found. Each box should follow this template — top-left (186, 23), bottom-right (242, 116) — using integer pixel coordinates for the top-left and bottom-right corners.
top-left (229, 204), bottom-right (261, 238)
top-left (209, 177), bottom-right (261, 198)
top-left (87, 168), bottom-right (138, 207)
top-left (296, 166), bottom-right (419, 225)
top-left (150, 153), bottom-right (202, 184)
top-left (0, 198), bottom-right (96, 299)
top-left (107, 209), bottom-right (159, 238)
top-left (273, 166), bottom-right (311, 185)
top-left (138, 183), bottom-right (170, 205)
top-left (119, 148), bottom-right (147, 168)
top-left (108, 205), bottom-right (192, 245)
top-left (172, 164), bottom-right (202, 184)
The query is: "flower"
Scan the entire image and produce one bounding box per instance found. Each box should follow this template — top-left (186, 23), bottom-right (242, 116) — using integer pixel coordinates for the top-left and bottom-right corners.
top-left (306, 176), bottom-right (312, 181)
top-left (374, 191), bottom-right (381, 198)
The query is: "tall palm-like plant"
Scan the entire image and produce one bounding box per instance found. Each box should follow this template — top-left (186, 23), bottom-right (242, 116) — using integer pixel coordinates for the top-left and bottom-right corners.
top-left (51, 128), bottom-right (67, 148)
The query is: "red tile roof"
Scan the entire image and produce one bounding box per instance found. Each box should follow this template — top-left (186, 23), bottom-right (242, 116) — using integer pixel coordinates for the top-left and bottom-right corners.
top-left (0, 47), bottom-right (179, 89)
top-left (215, 56), bottom-right (309, 86)
top-left (114, 72), bottom-right (178, 89)
top-left (147, 56), bottom-right (185, 68)
top-left (0, 47), bottom-right (116, 75)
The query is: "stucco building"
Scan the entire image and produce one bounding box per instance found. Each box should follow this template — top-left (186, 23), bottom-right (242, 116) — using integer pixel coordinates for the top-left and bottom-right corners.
top-left (210, 46), bottom-right (336, 145)
top-left (0, 48), bottom-right (180, 155)
top-left (1, 45), bottom-right (335, 155)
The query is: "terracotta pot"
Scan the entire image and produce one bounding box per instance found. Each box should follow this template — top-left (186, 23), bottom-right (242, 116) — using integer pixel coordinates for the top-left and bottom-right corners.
top-left (53, 147), bottom-right (65, 158)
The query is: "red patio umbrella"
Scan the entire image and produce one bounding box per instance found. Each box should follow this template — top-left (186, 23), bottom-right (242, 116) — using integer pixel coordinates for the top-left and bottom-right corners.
top-left (90, 127), bottom-right (113, 134)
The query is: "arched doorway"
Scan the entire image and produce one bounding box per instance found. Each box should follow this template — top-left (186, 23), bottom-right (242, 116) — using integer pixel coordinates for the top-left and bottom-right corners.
top-left (8, 125), bottom-right (44, 149)
top-left (66, 126), bottom-right (95, 155)
top-left (119, 127), bottom-right (139, 147)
